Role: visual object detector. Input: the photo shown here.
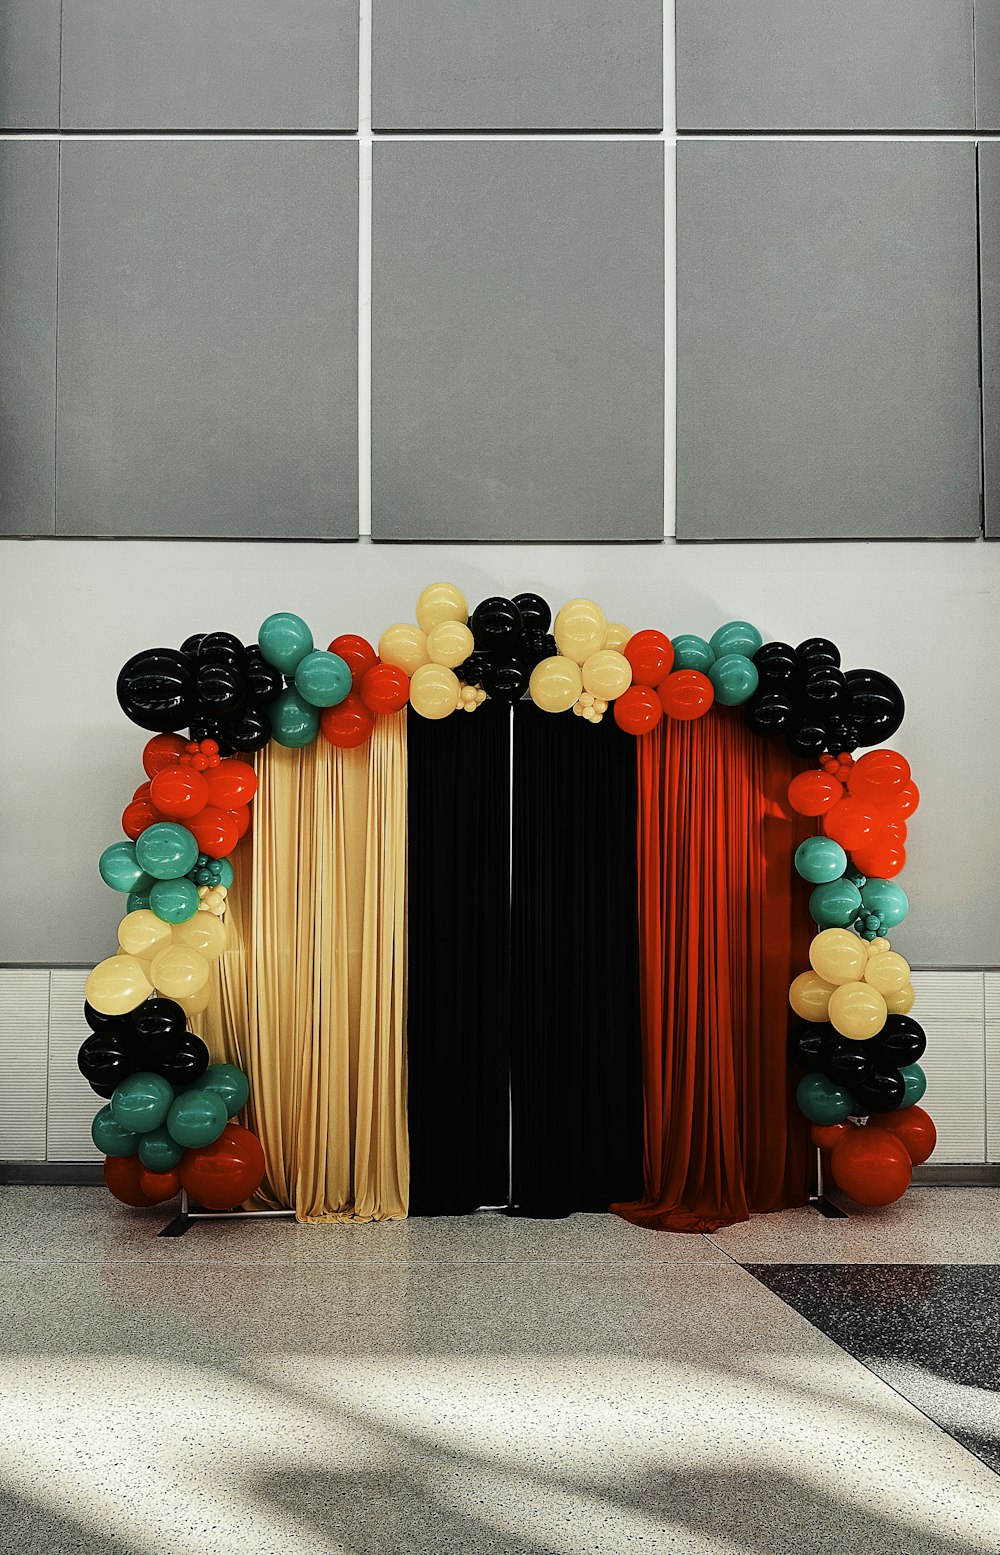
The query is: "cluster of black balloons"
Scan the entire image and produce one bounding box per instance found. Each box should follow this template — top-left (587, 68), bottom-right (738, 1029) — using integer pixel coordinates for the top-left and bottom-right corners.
top-left (456, 593), bottom-right (556, 704)
top-left (791, 1013), bottom-right (926, 1114)
top-left (79, 997), bottom-right (209, 1096)
top-left (744, 638), bottom-right (905, 756)
top-left (117, 633), bottom-right (284, 753)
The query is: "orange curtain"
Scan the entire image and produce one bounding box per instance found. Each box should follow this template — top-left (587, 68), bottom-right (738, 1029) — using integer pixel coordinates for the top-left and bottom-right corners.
top-left (614, 709), bottom-right (814, 1233)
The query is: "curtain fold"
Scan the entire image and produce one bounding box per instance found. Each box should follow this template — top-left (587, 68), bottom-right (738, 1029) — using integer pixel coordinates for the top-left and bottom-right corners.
top-left (406, 701), bottom-right (511, 1214)
top-left (510, 702), bottom-right (644, 1217)
top-left (201, 714), bottom-right (408, 1222)
top-left (613, 710), bottom-right (814, 1234)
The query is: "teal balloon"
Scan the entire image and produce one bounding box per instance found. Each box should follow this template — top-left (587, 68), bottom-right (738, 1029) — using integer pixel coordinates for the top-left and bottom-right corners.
top-left (138, 1126), bottom-right (185, 1172)
top-left (796, 1073), bottom-right (852, 1125)
top-left (294, 650), bottom-right (352, 709)
top-left (149, 876), bottom-right (200, 924)
top-left (269, 688), bottom-right (320, 748)
top-left (794, 836), bottom-right (848, 884)
top-left (192, 1062), bottom-right (250, 1118)
top-left (258, 611), bottom-right (314, 675)
top-left (809, 878), bottom-right (863, 928)
top-left (91, 1105), bottom-right (140, 1158)
top-left (110, 1072), bottom-right (174, 1136)
top-left (898, 1063), bottom-right (927, 1108)
top-left (710, 620), bottom-right (763, 659)
top-left (166, 1087), bottom-right (228, 1148)
top-left (860, 878), bottom-right (909, 929)
top-left (135, 822), bottom-right (199, 882)
top-left (671, 634), bottom-right (715, 673)
top-left (216, 858), bottom-right (235, 890)
top-left (99, 841), bottom-right (154, 895)
top-left (126, 888), bottom-right (152, 913)
top-left (708, 654), bottom-right (759, 707)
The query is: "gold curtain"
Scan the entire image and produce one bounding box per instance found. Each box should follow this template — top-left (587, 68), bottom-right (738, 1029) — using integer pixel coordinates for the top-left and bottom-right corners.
top-left (201, 712), bottom-right (409, 1221)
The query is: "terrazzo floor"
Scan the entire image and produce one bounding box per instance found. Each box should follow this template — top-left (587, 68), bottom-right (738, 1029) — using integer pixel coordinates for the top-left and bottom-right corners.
top-left (0, 1185), bottom-right (997, 1554)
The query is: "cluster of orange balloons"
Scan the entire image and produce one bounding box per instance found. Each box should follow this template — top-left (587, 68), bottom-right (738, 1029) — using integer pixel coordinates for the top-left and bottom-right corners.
top-left (787, 747), bottom-right (919, 879)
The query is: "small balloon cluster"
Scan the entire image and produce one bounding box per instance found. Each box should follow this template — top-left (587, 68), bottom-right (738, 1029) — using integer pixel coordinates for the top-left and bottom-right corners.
top-left (746, 637), bottom-right (905, 756)
top-left (80, 996), bottom-right (265, 1210)
top-left (788, 747), bottom-right (917, 885)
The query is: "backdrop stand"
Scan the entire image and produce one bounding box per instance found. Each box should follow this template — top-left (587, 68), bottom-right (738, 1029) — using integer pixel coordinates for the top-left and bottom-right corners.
top-left (808, 1145), bottom-right (848, 1219)
top-left (157, 1188), bottom-right (296, 1238)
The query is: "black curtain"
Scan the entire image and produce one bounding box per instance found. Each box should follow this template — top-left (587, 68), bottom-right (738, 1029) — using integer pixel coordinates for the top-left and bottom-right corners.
top-left (407, 700), bottom-right (511, 1214)
top-left (510, 702), bottom-right (644, 1216)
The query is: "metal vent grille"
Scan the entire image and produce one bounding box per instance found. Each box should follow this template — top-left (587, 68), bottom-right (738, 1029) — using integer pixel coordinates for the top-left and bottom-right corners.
top-left (985, 973), bottom-right (1000, 1163)
top-left (47, 969), bottom-right (99, 1162)
top-left (0, 970), bottom-right (49, 1160)
top-left (910, 971), bottom-right (985, 1164)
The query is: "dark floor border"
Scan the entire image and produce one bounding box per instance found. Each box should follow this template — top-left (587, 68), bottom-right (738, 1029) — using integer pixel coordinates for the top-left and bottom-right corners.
top-left (1, 1162), bottom-right (104, 1185)
top-left (912, 1163), bottom-right (1000, 1184)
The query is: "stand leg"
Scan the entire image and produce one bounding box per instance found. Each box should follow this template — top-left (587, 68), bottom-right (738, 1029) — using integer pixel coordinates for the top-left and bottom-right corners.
top-left (809, 1146), bottom-right (848, 1219)
top-left (157, 1187), bottom-right (193, 1238)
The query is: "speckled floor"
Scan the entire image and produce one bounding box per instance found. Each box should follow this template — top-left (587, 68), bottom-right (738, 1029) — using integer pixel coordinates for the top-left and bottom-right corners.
top-left (0, 1186), bottom-right (998, 1554)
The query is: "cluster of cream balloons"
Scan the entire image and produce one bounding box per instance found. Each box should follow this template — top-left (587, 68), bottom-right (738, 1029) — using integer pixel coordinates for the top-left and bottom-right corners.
top-left (378, 582), bottom-right (475, 721)
top-left (85, 906), bottom-right (229, 1022)
top-left (197, 883), bottom-right (228, 916)
top-left (789, 928), bottom-right (914, 1040)
top-left (529, 600), bottom-right (632, 716)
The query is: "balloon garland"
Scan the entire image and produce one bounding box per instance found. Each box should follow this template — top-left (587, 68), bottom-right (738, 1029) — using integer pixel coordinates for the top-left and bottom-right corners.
top-left (86, 583), bottom-right (933, 1214)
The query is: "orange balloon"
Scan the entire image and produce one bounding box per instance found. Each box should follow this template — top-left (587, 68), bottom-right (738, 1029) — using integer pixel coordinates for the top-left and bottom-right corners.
top-left (846, 749), bottom-right (911, 804)
top-left (822, 796), bottom-right (883, 852)
top-left (658, 670), bottom-right (714, 721)
top-left (613, 685), bottom-right (663, 736)
top-left (787, 770), bottom-right (844, 816)
top-left (142, 733), bottom-right (187, 779)
top-left (852, 839), bottom-right (906, 879)
top-left (885, 780), bottom-right (920, 821)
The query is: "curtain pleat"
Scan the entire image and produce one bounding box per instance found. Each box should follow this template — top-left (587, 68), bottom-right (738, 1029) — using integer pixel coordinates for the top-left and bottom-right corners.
top-left (201, 714), bottom-right (408, 1222)
top-left (510, 702), bottom-right (644, 1217)
top-left (406, 701), bottom-right (511, 1215)
top-left (613, 710), bottom-right (814, 1234)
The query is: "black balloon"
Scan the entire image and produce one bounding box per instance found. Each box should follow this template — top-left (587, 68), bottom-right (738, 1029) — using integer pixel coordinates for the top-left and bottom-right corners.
top-left (852, 1069), bottom-right (906, 1115)
top-left (797, 638), bottom-right (841, 669)
top-left (824, 714), bottom-right (860, 755)
top-left (745, 688), bottom-right (795, 735)
top-left (180, 634), bottom-right (207, 659)
top-left (77, 1029), bottom-right (138, 1096)
top-left (826, 1043), bottom-right (873, 1089)
top-left (195, 661), bottom-right (246, 717)
top-left (521, 630), bottom-right (558, 667)
top-left (482, 657), bottom-right (530, 704)
top-left (799, 664), bottom-right (849, 713)
top-left (457, 652), bottom-right (493, 687)
top-left (127, 997), bottom-right (187, 1051)
top-left (151, 1033), bottom-right (210, 1088)
top-left (511, 593), bottom-right (552, 634)
top-left (219, 705), bottom-right (271, 755)
top-left (752, 642), bottom-right (799, 686)
top-left (873, 1014), bottom-right (927, 1068)
top-left (785, 716), bottom-right (829, 757)
top-left (471, 597), bottom-right (523, 650)
top-left (84, 999), bottom-right (124, 1032)
top-left (116, 648), bottom-right (194, 732)
top-left (846, 669), bottom-right (905, 743)
top-left (245, 646), bottom-right (285, 706)
top-left (198, 631), bottom-right (246, 670)
top-left (790, 1021), bottom-right (840, 1072)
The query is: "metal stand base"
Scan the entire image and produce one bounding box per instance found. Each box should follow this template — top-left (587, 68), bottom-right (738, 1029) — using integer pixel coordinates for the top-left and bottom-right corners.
top-left (157, 1188), bottom-right (296, 1237)
top-left (808, 1145), bottom-right (848, 1219)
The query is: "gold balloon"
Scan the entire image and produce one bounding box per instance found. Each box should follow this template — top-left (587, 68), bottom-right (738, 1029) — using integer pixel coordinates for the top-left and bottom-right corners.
top-left (172, 913), bottom-right (227, 963)
top-left (581, 649), bottom-right (632, 701)
top-left (415, 582), bottom-right (469, 635)
top-left (553, 598), bottom-right (607, 665)
top-left (788, 970), bottom-right (835, 1022)
top-left (409, 662), bottom-right (461, 720)
top-left (603, 622), bottom-right (631, 652)
top-left (378, 624), bottom-right (429, 676)
top-left (808, 928), bottom-right (867, 986)
top-left (150, 943), bottom-right (210, 1000)
top-left (85, 954), bottom-right (153, 1017)
top-left (864, 950), bottom-right (911, 996)
top-left (426, 620), bottom-right (475, 669)
top-left (529, 655), bottom-right (583, 714)
top-left (176, 984), bottom-right (212, 1017)
top-left (828, 981), bottom-right (888, 1041)
top-left (867, 937), bottom-right (891, 957)
top-left (884, 982), bottom-right (915, 1015)
top-left (117, 909), bottom-right (172, 962)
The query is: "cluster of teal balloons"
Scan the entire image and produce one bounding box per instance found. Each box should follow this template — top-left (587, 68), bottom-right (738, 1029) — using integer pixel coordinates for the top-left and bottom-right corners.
top-left (99, 829), bottom-right (235, 924)
top-left (672, 620), bottom-right (762, 707)
top-left (92, 1062), bottom-right (250, 1166)
top-left (797, 1063), bottom-right (927, 1125)
top-left (795, 836), bottom-right (910, 939)
top-left (257, 611), bottom-right (352, 749)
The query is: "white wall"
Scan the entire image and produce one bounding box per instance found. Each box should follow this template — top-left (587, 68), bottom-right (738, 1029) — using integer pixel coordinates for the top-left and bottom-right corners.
top-left (1, 535), bottom-right (997, 969)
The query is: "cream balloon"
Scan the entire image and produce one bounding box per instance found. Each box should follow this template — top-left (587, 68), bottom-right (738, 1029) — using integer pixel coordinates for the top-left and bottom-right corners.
top-left (529, 655), bottom-right (583, 715)
top-left (378, 624), bottom-right (429, 677)
top-left (864, 950), bottom-right (911, 996)
top-left (409, 662), bottom-right (461, 720)
top-left (788, 970), bottom-right (835, 1022)
top-left (883, 982), bottom-right (915, 1015)
top-left (553, 599), bottom-right (607, 665)
top-left (117, 909), bottom-right (172, 962)
top-left (603, 622), bottom-right (631, 653)
top-left (426, 620), bottom-right (475, 669)
top-left (828, 981), bottom-right (888, 1041)
top-left (85, 955), bottom-right (153, 1017)
top-left (415, 582), bottom-right (469, 635)
top-left (581, 649), bottom-right (632, 701)
top-left (172, 912), bottom-right (227, 963)
top-left (150, 943), bottom-right (210, 1000)
top-left (808, 928), bottom-right (867, 986)
top-left (176, 984), bottom-right (212, 1018)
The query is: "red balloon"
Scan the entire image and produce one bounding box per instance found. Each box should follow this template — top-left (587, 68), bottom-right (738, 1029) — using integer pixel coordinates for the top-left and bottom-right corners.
top-left (360, 661), bottom-right (410, 715)
top-left (121, 797), bottom-right (159, 840)
top-left (623, 629), bottom-right (674, 688)
top-left (851, 838), bottom-right (906, 879)
top-left (133, 781), bottom-right (153, 803)
top-left (150, 764), bottom-right (209, 820)
top-left (885, 779), bottom-right (920, 822)
top-left (328, 634), bottom-right (378, 689)
top-left (613, 684), bottom-right (664, 736)
top-left (810, 1122), bottom-right (850, 1152)
top-left (187, 806), bottom-right (240, 859)
top-left (205, 759), bottom-right (257, 810)
top-left (869, 1105), bottom-right (937, 1167)
top-left (104, 1155), bottom-right (157, 1208)
top-left (180, 1122), bottom-right (266, 1211)
top-left (658, 670), bottom-right (714, 721)
top-left (787, 770), bottom-right (845, 816)
top-left (228, 805), bottom-right (251, 840)
top-left (822, 795), bottom-right (883, 852)
top-left (320, 691), bottom-right (376, 749)
top-left (830, 1125), bottom-right (912, 1206)
top-left (846, 749), bottom-right (911, 805)
top-left (142, 733), bottom-right (188, 779)
top-left (137, 1166), bottom-right (181, 1204)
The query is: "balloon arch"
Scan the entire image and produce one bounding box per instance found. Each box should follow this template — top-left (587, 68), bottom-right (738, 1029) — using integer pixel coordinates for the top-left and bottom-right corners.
top-left (80, 583), bottom-right (935, 1216)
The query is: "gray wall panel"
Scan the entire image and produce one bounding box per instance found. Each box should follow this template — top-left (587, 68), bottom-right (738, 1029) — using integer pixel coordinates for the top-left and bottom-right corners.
top-left (0, 143), bottom-right (58, 537)
top-left (676, 0), bottom-right (975, 132)
top-left (676, 142), bottom-right (981, 542)
top-left (372, 142), bottom-right (663, 542)
top-left (373, 0), bottom-right (661, 131)
top-left (56, 140), bottom-right (358, 539)
top-left (982, 143), bottom-right (1000, 539)
top-left (61, 0), bottom-right (359, 130)
top-left (0, 0), bottom-right (61, 128)
top-left (977, 0), bottom-right (1000, 129)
